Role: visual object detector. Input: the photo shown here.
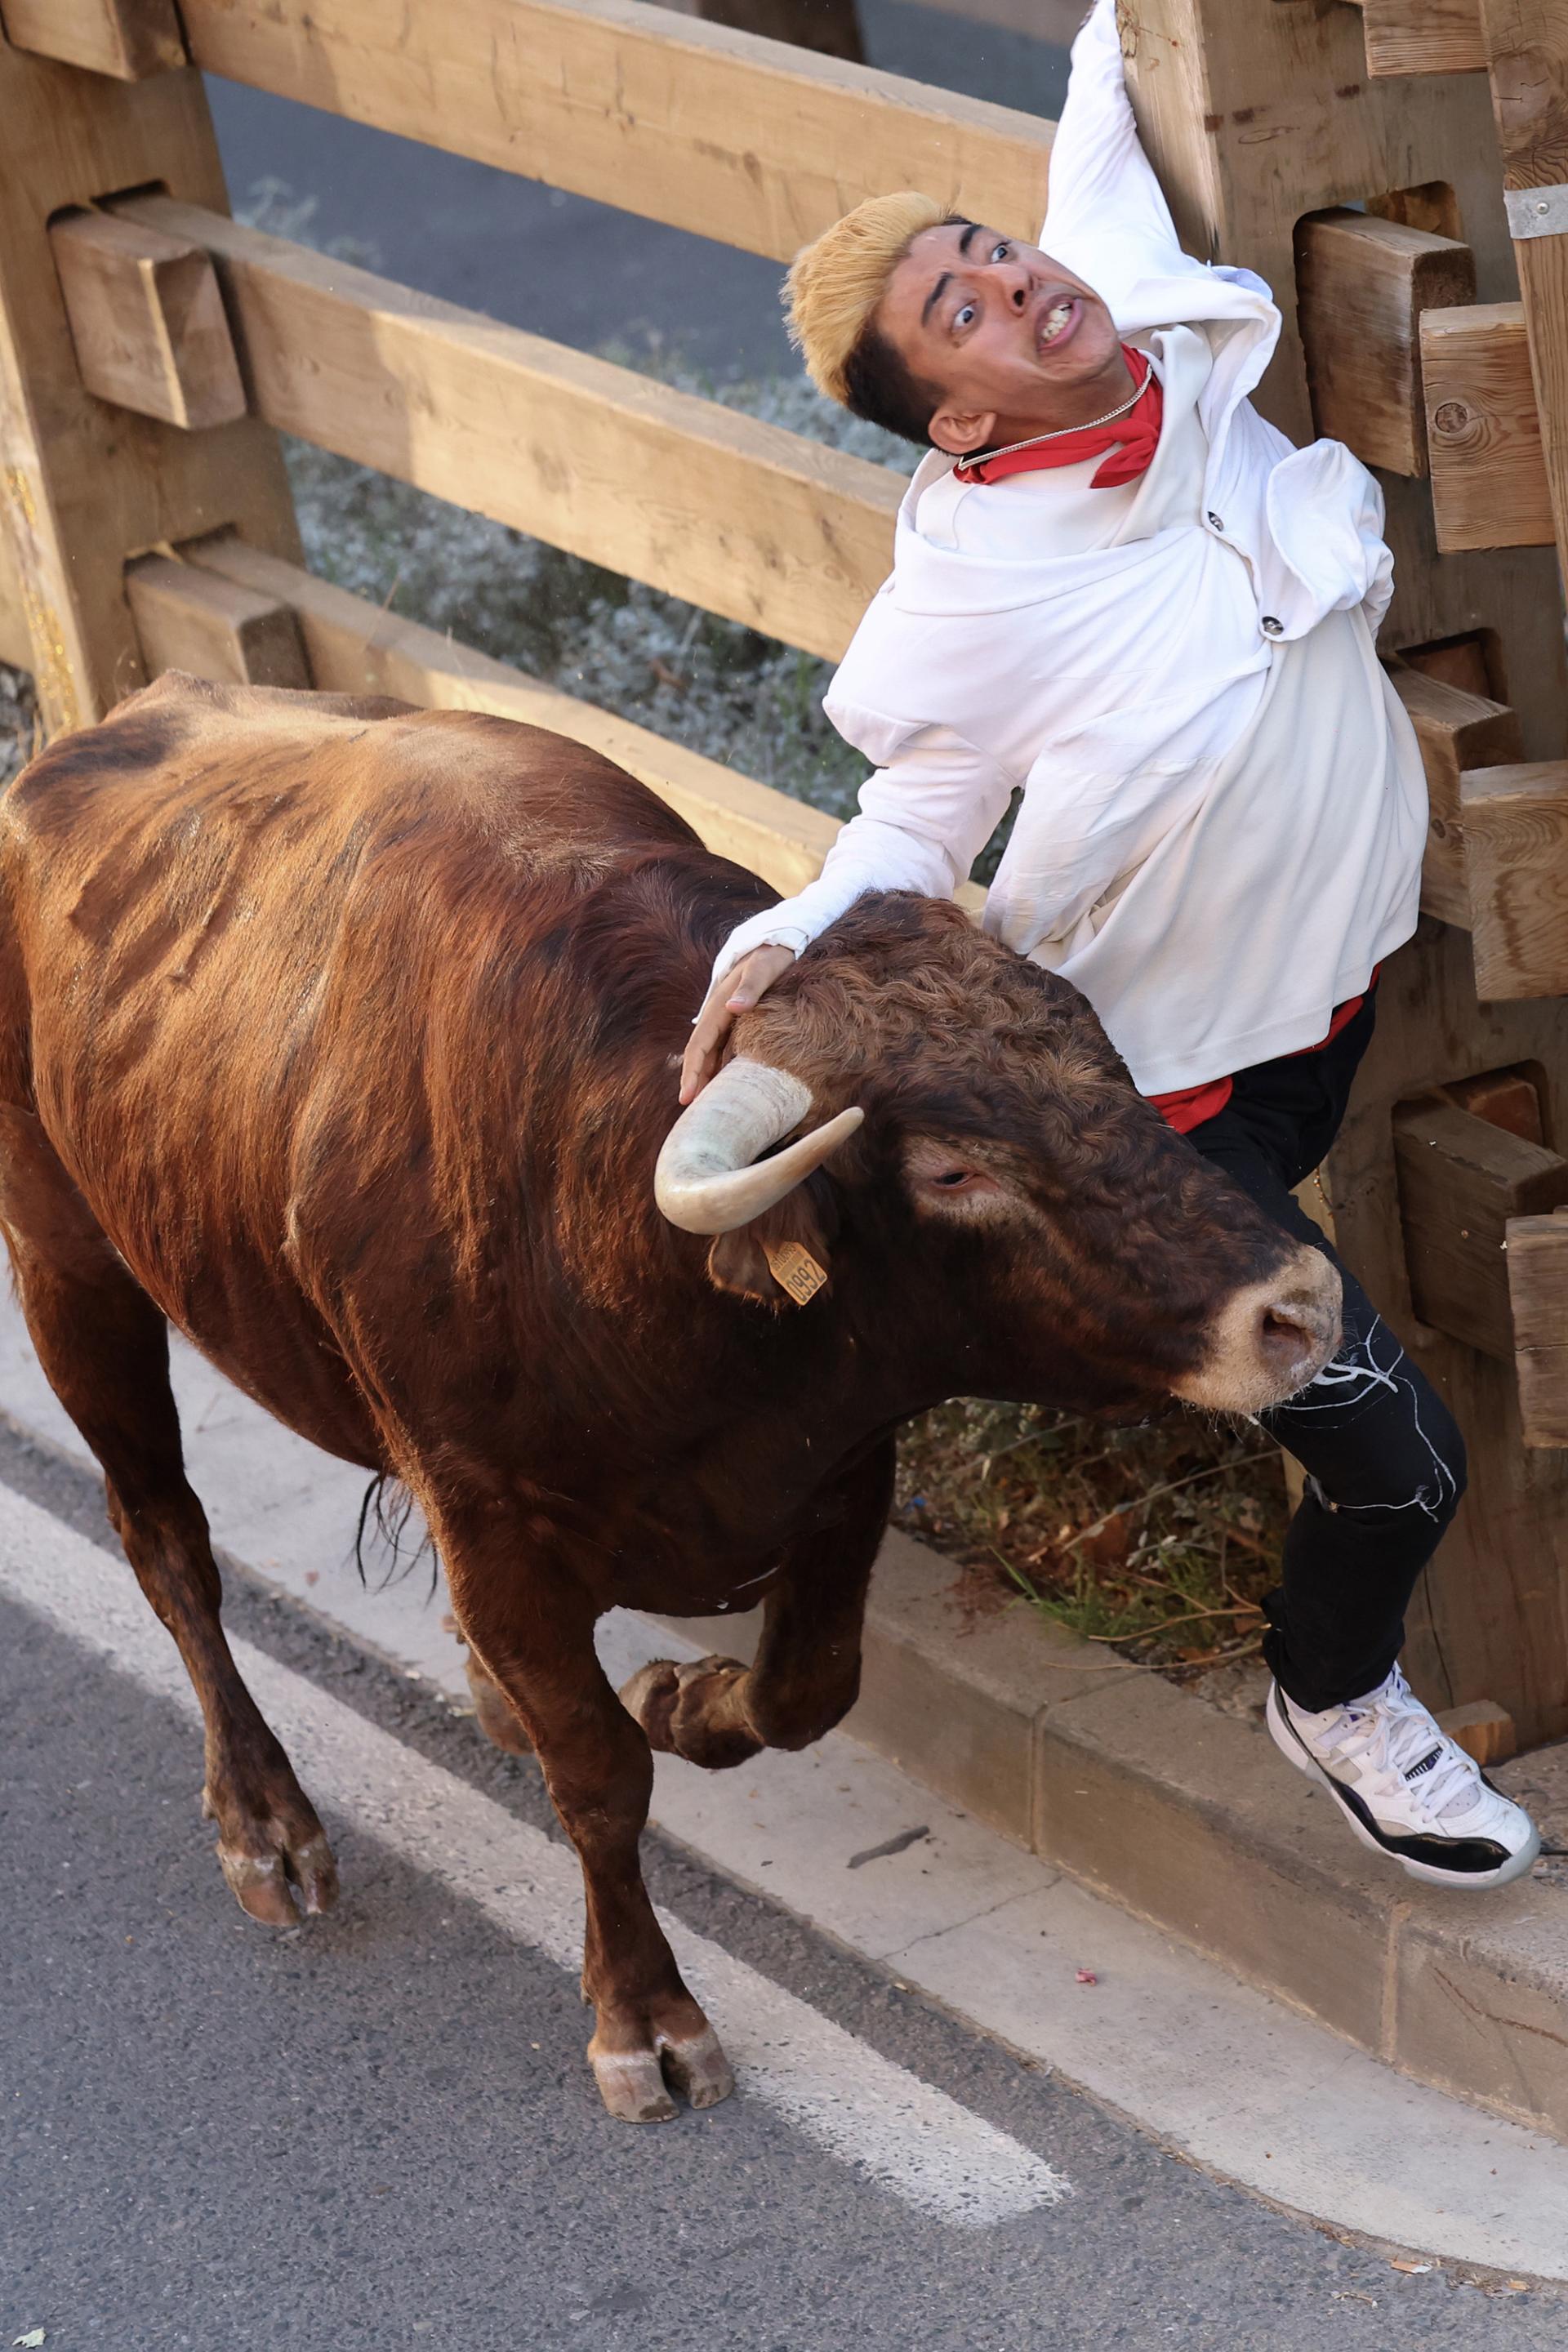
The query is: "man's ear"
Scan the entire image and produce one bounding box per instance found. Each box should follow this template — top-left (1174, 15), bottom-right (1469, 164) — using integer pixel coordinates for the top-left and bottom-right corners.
top-left (706, 1173), bottom-right (839, 1309)
top-left (929, 404), bottom-right (996, 457)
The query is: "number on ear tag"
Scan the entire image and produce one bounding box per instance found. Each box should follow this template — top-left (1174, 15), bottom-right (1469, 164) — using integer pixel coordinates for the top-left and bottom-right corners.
top-left (764, 1240), bottom-right (828, 1306)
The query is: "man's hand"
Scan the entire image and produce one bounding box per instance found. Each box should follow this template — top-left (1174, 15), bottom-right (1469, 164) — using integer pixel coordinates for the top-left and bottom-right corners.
top-left (679, 945), bottom-right (798, 1103)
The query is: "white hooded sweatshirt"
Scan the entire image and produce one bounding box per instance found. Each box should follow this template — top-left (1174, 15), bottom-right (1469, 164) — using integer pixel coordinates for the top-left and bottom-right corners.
top-left (710, 0), bottom-right (1426, 1097)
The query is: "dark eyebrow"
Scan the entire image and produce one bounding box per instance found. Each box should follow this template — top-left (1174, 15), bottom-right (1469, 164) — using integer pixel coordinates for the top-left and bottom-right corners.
top-left (957, 222), bottom-right (983, 257)
top-left (921, 270), bottom-right (951, 326)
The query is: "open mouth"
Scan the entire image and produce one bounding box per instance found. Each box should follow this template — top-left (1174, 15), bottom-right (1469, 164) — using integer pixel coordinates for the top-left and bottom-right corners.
top-left (1036, 295), bottom-right (1081, 356)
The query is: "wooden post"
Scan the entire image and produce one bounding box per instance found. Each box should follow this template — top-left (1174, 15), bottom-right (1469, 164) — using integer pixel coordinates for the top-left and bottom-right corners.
top-left (1421, 302), bottom-right (1554, 552)
top-left (1124, 0), bottom-right (1568, 1743)
top-left (1296, 211), bottom-right (1476, 478)
top-left (1478, 0), bottom-right (1568, 601)
top-left (0, 36), bottom-right (299, 733)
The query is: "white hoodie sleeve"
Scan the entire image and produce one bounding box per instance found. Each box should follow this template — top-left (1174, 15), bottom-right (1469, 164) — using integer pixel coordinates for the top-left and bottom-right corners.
top-left (708, 728), bottom-right (1016, 991)
top-left (1041, 0), bottom-right (1205, 305)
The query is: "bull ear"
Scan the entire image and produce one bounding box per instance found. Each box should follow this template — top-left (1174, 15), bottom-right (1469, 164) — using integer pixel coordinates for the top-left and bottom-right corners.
top-left (706, 1173), bottom-right (838, 1309)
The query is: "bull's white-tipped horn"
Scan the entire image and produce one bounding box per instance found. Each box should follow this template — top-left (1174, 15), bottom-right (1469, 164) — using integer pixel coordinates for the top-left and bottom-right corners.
top-left (655, 1058), bottom-right (864, 1235)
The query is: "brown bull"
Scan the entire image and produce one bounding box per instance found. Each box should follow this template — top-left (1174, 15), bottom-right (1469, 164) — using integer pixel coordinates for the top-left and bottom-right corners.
top-left (0, 675), bottom-right (1339, 2123)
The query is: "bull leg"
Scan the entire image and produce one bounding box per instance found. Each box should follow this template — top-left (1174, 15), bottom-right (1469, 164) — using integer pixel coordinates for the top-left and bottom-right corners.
top-left (0, 1107), bottom-right (336, 1925)
top-left (621, 1441), bottom-right (893, 1769)
top-left (440, 1515), bottom-right (733, 2124)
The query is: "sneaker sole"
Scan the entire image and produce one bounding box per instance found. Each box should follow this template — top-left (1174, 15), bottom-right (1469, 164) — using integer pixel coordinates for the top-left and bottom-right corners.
top-left (1265, 1683), bottom-right (1540, 1891)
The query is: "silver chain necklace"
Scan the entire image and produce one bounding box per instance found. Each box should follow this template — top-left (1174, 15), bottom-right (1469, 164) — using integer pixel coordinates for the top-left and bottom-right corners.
top-left (958, 357), bottom-right (1156, 474)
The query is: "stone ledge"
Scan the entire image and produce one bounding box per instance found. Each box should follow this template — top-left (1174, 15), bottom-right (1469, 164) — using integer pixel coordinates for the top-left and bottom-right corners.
top-left (660, 1523), bottom-right (1568, 2144)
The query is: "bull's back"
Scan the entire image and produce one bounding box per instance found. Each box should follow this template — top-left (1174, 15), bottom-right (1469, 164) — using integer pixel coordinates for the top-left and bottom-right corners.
top-left (0, 678), bottom-right (721, 1423)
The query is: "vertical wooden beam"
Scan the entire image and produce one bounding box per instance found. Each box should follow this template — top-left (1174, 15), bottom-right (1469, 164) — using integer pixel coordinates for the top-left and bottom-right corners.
top-left (1508, 1209), bottom-right (1568, 1445)
top-left (1461, 760), bottom-right (1568, 999)
top-left (1478, 0), bottom-right (1568, 600)
top-left (1122, 0), bottom-right (1568, 1743)
top-left (0, 38), bottom-right (299, 732)
top-left (1, 0), bottom-right (185, 80)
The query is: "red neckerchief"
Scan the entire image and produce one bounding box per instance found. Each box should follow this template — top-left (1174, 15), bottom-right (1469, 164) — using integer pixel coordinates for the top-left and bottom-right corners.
top-left (953, 347), bottom-right (1162, 489)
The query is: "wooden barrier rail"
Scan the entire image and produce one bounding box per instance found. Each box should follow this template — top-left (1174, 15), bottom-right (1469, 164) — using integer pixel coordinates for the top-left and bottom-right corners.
top-left (118, 195), bottom-right (902, 665)
top-left (173, 0), bottom-right (1057, 262)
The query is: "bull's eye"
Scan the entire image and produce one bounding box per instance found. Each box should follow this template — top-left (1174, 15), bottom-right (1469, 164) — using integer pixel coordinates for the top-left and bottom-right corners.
top-left (932, 1168), bottom-right (981, 1189)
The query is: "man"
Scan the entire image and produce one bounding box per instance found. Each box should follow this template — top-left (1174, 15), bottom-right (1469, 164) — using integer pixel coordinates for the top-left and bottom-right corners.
top-left (680, 0), bottom-right (1539, 1886)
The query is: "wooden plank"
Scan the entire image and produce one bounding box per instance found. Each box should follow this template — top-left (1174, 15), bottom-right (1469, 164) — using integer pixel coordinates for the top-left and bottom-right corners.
top-left (1508, 1209), bottom-right (1568, 1445)
top-left (50, 209), bottom-right (247, 432)
top-left (2, 0), bottom-right (185, 78)
top-left (1461, 760), bottom-right (1568, 1000)
top-left (116, 196), bottom-right (902, 666)
top-left (1388, 662), bottom-right (1522, 925)
top-left (1478, 0), bottom-right (1568, 595)
top-left (1421, 302), bottom-right (1554, 550)
top-left (1436, 1698), bottom-right (1519, 1762)
top-left (0, 49), bottom-right (300, 734)
top-left (1393, 1096), bottom-right (1568, 1357)
top-left (179, 536), bottom-right (848, 897)
top-left (1296, 211), bottom-right (1475, 475)
top-left (1444, 1065), bottom-right (1547, 1141)
top-left (125, 553), bottom-right (310, 688)
top-left (177, 0), bottom-right (1054, 265)
top-left (1351, 0), bottom-right (1488, 78)
top-left (0, 530), bottom-right (29, 672)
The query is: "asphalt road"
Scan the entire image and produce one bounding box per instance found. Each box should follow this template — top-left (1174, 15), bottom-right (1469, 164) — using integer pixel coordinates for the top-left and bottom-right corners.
top-left (2, 1421), bottom-right (1566, 2352)
top-left (203, 1), bottom-right (1071, 381)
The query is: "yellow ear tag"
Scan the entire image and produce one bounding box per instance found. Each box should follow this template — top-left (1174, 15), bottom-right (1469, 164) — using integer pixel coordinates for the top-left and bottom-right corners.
top-left (764, 1240), bottom-right (828, 1306)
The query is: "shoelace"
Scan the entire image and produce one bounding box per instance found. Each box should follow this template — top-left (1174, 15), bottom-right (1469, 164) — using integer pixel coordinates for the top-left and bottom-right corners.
top-left (1325, 1668), bottom-right (1483, 1824)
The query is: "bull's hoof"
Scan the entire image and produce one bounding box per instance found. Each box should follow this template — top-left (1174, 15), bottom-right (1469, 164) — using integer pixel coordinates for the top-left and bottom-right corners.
top-left (206, 1784), bottom-right (339, 1927)
top-left (618, 1655), bottom-right (759, 1770)
top-left (589, 2021), bottom-right (736, 2124)
top-left (464, 1650), bottom-right (534, 1753)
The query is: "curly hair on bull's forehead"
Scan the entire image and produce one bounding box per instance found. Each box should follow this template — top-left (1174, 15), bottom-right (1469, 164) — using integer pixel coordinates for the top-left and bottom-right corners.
top-left (738, 895), bottom-right (1123, 1099)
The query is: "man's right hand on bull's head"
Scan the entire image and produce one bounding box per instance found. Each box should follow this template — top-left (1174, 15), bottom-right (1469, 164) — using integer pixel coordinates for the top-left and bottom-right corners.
top-left (679, 944), bottom-right (798, 1104)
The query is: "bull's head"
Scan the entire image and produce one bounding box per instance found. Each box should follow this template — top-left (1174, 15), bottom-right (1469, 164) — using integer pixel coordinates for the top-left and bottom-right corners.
top-left (656, 895), bottom-right (1340, 1419)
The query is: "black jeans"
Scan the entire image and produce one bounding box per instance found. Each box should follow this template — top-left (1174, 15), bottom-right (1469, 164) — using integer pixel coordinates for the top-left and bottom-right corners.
top-left (1184, 992), bottom-right (1468, 1712)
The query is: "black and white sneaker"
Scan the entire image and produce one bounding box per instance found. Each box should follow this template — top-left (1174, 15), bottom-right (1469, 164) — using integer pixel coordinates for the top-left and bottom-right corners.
top-left (1266, 1666), bottom-right (1539, 1889)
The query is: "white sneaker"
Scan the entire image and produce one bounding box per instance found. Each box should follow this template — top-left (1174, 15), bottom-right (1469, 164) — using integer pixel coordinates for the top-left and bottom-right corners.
top-left (1266, 1666), bottom-right (1540, 1889)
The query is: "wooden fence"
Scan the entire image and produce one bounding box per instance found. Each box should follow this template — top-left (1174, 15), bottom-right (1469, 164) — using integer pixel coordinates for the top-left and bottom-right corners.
top-left (2, 0), bottom-right (1568, 1737)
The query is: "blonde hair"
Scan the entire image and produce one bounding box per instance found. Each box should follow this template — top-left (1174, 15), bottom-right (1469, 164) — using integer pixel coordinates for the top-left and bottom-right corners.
top-left (785, 192), bottom-right (953, 408)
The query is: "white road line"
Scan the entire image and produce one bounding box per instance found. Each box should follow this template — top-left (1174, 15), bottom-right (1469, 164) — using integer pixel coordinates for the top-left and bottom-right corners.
top-left (0, 1488), bottom-right (1068, 2228)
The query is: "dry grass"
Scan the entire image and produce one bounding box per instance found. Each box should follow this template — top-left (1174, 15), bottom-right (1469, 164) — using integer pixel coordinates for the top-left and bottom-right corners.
top-left (894, 1398), bottom-right (1288, 1674)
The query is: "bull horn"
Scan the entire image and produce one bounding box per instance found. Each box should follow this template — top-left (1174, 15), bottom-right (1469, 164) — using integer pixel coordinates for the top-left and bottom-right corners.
top-left (655, 1058), bottom-right (864, 1235)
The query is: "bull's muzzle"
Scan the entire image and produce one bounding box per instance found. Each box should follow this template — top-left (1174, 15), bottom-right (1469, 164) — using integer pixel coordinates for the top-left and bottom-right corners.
top-left (1173, 1242), bottom-right (1343, 1414)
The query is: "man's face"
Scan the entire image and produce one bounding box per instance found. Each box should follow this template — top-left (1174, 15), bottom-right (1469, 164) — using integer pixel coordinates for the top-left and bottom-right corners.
top-left (877, 223), bottom-right (1128, 457)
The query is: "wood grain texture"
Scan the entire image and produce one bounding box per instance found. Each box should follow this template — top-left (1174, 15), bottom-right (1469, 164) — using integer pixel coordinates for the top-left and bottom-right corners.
top-left (1478, 0), bottom-right (1568, 594)
top-left (1421, 302), bottom-right (1552, 549)
top-left (1122, 0), bottom-right (1567, 758)
top-left (1297, 212), bottom-right (1475, 476)
top-left (2, 0), bottom-right (185, 78)
top-left (1445, 1064), bottom-right (1547, 1140)
top-left (0, 47), bottom-right (299, 732)
top-left (1393, 1095), bottom-right (1568, 1356)
top-left (1388, 660), bottom-right (1522, 925)
top-left (180, 537), bottom-right (853, 898)
top-left (1461, 760), bottom-right (1568, 1000)
top-left (177, 0), bottom-right (1054, 262)
top-left (50, 208), bottom-right (247, 432)
top-left (1508, 1210), bottom-right (1568, 1444)
top-left (1119, 0), bottom-right (1568, 1733)
top-left (0, 529), bottom-right (29, 671)
top-left (117, 195), bottom-right (902, 664)
top-left (1352, 0), bottom-right (1488, 78)
top-left (125, 552), bottom-right (310, 688)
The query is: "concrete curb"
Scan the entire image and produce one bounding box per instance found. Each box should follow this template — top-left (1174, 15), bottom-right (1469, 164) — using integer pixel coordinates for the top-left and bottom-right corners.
top-left (671, 1528), bottom-right (1568, 2149)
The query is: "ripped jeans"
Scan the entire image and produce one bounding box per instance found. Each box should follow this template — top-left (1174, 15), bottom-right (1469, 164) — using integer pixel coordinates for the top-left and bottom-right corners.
top-left (1185, 991), bottom-right (1468, 1713)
